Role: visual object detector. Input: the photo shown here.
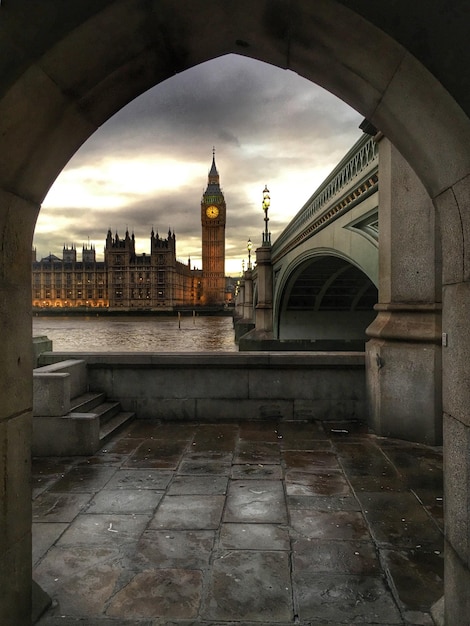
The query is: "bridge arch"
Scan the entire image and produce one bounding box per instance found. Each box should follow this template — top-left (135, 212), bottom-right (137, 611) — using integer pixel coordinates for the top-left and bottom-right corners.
top-left (275, 250), bottom-right (377, 348)
top-left (2, 2), bottom-right (470, 624)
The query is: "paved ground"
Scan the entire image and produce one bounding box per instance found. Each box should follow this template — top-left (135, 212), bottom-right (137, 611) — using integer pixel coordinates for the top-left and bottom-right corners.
top-left (33, 419), bottom-right (443, 625)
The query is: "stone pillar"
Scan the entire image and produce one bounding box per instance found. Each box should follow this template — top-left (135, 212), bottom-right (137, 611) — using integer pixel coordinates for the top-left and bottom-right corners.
top-left (0, 191), bottom-right (40, 625)
top-left (243, 269), bottom-right (253, 322)
top-left (254, 245), bottom-right (274, 336)
top-left (436, 172), bottom-right (470, 624)
top-left (365, 137), bottom-right (442, 445)
top-left (238, 245), bottom-right (274, 349)
top-left (234, 278), bottom-right (245, 319)
top-left (234, 269), bottom-right (255, 342)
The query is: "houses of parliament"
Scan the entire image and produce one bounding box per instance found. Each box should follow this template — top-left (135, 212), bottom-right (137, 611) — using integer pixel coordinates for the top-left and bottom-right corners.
top-left (32, 154), bottom-right (228, 310)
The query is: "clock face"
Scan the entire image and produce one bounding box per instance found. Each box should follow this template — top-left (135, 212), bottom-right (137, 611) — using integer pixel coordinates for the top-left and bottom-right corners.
top-left (206, 205), bottom-right (219, 219)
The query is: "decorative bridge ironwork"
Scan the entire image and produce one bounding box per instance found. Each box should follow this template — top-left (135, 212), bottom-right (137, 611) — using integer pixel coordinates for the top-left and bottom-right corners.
top-left (271, 134), bottom-right (378, 261)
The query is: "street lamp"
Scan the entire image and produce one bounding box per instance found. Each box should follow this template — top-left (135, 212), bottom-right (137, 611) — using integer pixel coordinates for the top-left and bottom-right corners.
top-left (242, 259), bottom-right (245, 273)
top-left (247, 238), bottom-right (252, 269)
top-left (262, 185), bottom-right (271, 245)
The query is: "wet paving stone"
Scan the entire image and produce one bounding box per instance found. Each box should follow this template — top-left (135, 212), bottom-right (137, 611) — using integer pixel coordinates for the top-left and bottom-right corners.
top-left (190, 423), bottom-right (238, 452)
top-left (285, 470), bottom-right (350, 496)
top-left (295, 574), bottom-right (402, 623)
top-left (324, 419), bottom-right (368, 438)
top-left (105, 468), bottom-right (173, 490)
top-left (293, 538), bottom-right (380, 575)
top-left (202, 551), bottom-right (293, 622)
top-left (33, 420), bottom-right (443, 625)
top-left (150, 495), bottom-right (225, 529)
top-left (57, 513), bottom-right (150, 546)
top-left (32, 522), bottom-right (69, 565)
top-left (33, 492), bottom-right (92, 522)
top-left (382, 547), bottom-right (444, 612)
top-left (224, 480), bottom-right (287, 524)
top-left (287, 494), bottom-right (362, 511)
top-left (98, 436), bottom-right (145, 455)
top-left (75, 452), bottom-right (128, 466)
top-left (348, 472), bottom-right (408, 492)
top-left (106, 569), bottom-right (203, 619)
top-left (49, 466), bottom-right (116, 493)
top-left (87, 489), bottom-right (163, 514)
top-left (135, 529), bottom-right (215, 569)
top-left (178, 457), bottom-right (232, 475)
top-left (335, 441), bottom-right (399, 476)
top-left (125, 420), bottom-right (196, 440)
top-left (239, 422), bottom-right (281, 442)
top-left (368, 518), bottom-right (444, 549)
top-left (219, 523), bottom-right (290, 551)
top-left (290, 509), bottom-right (371, 540)
top-left (231, 463), bottom-right (283, 480)
top-left (234, 441), bottom-right (281, 464)
top-left (33, 457), bottom-right (79, 477)
top-left (167, 475), bottom-right (228, 495)
top-left (414, 489), bottom-right (444, 530)
top-left (125, 439), bottom-right (188, 468)
top-left (356, 492), bottom-right (432, 523)
top-left (283, 450), bottom-right (340, 471)
top-left (34, 544), bottom-right (123, 617)
top-left (278, 420), bottom-right (326, 439)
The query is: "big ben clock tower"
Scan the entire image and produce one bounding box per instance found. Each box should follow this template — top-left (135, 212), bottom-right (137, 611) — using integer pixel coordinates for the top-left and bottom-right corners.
top-left (201, 149), bottom-right (226, 305)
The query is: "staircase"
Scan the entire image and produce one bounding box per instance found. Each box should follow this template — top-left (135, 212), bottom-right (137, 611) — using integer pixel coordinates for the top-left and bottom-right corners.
top-left (33, 359), bottom-right (134, 456)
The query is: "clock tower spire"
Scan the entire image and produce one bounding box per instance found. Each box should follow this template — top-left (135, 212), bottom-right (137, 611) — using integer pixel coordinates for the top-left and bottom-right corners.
top-left (201, 149), bottom-right (226, 305)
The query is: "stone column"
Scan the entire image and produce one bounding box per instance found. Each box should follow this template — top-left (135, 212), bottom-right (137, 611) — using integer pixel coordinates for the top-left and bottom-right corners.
top-left (254, 245), bottom-right (274, 336)
top-left (234, 269), bottom-right (255, 342)
top-left (234, 278), bottom-right (245, 319)
top-left (243, 269), bottom-right (254, 322)
top-left (365, 137), bottom-right (442, 445)
top-left (436, 171), bottom-right (470, 624)
top-left (0, 191), bottom-right (41, 625)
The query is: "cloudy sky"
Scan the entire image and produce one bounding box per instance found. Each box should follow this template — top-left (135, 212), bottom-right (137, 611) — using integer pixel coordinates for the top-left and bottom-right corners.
top-left (34, 54), bottom-right (363, 275)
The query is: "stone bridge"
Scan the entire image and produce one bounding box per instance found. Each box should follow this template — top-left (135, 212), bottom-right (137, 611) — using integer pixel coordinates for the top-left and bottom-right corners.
top-left (236, 132), bottom-right (379, 349)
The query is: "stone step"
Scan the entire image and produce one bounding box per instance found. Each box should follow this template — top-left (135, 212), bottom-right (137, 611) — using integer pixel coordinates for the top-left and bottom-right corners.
top-left (100, 411), bottom-right (135, 443)
top-left (93, 401), bottom-right (122, 425)
top-left (71, 391), bottom-right (106, 413)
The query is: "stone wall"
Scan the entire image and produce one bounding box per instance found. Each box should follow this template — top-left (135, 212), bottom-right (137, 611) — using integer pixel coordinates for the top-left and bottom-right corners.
top-left (38, 352), bottom-right (366, 423)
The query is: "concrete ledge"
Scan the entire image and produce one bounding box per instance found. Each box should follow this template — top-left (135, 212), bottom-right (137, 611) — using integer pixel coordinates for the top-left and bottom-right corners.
top-left (33, 372), bottom-right (70, 417)
top-left (37, 351), bottom-right (366, 422)
top-left (38, 351), bottom-right (365, 368)
top-left (34, 359), bottom-right (87, 399)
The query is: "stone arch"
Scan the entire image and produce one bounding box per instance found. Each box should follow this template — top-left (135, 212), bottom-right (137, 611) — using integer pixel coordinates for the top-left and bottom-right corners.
top-left (2, 2), bottom-right (470, 624)
top-left (275, 251), bottom-right (377, 347)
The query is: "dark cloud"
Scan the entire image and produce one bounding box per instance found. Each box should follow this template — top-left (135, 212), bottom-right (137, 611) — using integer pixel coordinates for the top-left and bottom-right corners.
top-left (35, 54), bottom-right (363, 272)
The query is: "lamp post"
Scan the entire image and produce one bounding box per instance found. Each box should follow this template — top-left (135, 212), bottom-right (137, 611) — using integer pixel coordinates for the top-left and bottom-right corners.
top-left (242, 259), bottom-right (245, 273)
top-left (247, 238), bottom-right (252, 270)
top-left (262, 185), bottom-right (271, 246)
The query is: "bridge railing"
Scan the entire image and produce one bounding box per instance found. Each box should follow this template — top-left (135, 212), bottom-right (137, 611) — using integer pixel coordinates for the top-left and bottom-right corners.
top-left (272, 133), bottom-right (378, 256)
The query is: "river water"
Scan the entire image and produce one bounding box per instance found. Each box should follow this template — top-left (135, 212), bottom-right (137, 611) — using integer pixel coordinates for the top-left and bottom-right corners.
top-left (32, 315), bottom-right (237, 352)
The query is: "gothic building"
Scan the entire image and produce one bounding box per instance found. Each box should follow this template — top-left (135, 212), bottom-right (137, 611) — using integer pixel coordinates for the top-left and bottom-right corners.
top-left (32, 154), bottom-right (227, 310)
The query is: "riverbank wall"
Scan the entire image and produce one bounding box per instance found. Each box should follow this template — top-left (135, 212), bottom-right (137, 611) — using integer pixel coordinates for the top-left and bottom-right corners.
top-left (37, 352), bottom-right (366, 423)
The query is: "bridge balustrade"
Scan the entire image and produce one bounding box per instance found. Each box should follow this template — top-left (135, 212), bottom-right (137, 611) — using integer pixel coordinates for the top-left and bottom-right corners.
top-left (272, 133), bottom-right (378, 258)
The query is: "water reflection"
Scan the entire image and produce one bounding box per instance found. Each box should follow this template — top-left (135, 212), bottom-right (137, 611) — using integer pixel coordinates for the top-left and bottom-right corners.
top-left (32, 315), bottom-right (237, 352)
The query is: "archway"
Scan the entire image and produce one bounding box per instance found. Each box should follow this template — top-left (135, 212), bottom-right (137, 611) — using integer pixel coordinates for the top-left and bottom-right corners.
top-left (277, 254), bottom-right (377, 349)
top-left (1, 2), bottom-right (470, 624)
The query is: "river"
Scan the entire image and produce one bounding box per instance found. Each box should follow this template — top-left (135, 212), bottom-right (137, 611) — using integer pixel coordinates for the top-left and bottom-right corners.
top-left (32, 315), bottom-right (238, 352)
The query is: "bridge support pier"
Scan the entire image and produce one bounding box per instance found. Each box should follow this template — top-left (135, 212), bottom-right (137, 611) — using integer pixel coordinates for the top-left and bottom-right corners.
top-left (238, 245), bottom-right (274, 349)
top-left (234, 269), bottom-right (255, 341)
top-left (366, 137), bottom-right (442, 445)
